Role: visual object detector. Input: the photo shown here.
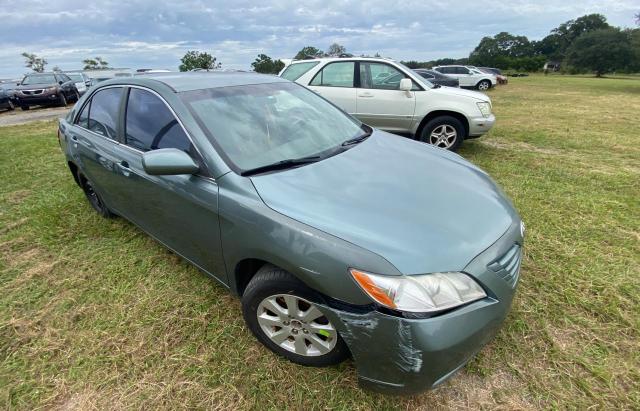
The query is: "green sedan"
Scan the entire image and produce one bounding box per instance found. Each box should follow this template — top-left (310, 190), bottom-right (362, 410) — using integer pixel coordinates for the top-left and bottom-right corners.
top-left (58, 72), bottom-right (524, 394)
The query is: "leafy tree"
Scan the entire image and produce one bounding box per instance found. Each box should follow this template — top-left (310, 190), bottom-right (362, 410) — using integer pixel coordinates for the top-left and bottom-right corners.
top-left (294, 46), bottom-right (323, 60)
top-left (179, 51), bottom-right (221, 71)
top-left (565, 28), bottom-right (633, 76)
top-left (549, 14), bottom-right (610, 58)
top-left (533, 33), bottom-right (562, 59)
top-left (469, 32), bottom-right (533, 67)
top-left (326, 43), bottom-right (346, 56)
top-left (251, 54), bottom-right (285, 74)
top-left (83, 57), bottom-right (110, 70)
top-left (21, 53), bottom-right (47, 72)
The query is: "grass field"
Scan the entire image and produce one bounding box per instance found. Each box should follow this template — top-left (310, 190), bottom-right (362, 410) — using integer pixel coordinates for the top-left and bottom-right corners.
top-left (1, 75), bottom-right (639, 410)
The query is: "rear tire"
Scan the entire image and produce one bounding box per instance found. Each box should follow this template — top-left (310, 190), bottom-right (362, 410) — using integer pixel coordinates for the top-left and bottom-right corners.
top-left (77, 171), bottom-right (114, 218)
top-left (20, 105), bottom-right (29, 111)
top-left (419, 115), bottom-right (464, 151)
top-left (242, 265), bottom-right (350, 367)
top-left (7, 100), bottom-right (14, 111)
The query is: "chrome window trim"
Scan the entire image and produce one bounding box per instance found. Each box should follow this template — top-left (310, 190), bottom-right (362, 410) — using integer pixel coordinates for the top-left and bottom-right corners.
top-left (73, 84), bottom-right (215, 182)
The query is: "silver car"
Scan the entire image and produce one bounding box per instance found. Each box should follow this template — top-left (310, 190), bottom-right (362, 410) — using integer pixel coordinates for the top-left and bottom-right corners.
top-left (280, 57), bottom-right (496, 151)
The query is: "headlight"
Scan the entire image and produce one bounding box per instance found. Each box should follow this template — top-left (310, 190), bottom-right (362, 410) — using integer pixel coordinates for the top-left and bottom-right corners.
top-left (350, 269), bottom-right (487, 313)
top-left (477, 102), bottom-right (491, 117)
top-left (46, 86), bottom-right (57, 92)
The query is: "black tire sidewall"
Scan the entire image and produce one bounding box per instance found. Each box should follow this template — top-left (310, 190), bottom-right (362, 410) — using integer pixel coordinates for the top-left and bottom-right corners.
top-left (242, 267), bottom-right (350, 367)
top-left (59, 93), bottom-right (67, 107)
top-left (419, 115), bottom-right (464, 151)
top-left (77, 171), bottom-right (113, 218)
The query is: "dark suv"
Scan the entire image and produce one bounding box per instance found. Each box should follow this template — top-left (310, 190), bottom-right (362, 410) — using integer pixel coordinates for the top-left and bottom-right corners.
top-left (14, 72), bottom-right (79, 110)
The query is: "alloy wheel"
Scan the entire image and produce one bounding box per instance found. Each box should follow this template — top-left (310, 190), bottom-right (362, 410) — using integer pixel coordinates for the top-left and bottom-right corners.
top-left (256, 294), bottom-right (338, 357)
top-left (478, 81), bottom-right (490, 91)
top-left (429, 124), bottom-right (457, 149)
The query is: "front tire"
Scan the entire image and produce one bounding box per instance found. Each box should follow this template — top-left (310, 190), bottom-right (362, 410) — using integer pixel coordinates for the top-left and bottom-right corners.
top-left (477, 80), bottom-right (491, 91)
top-left (242, 265), bottom-right (350, 367)
top-left (419, 115), bottom-right (464, 151)
top-left (77, 171), bottom-right (114, 218)
top-left (7, 100), bottom-right (14, 111)
top-left (20, 105), bottom-right (29, 111)
top-left (58, 93), bottom-right (67, 107)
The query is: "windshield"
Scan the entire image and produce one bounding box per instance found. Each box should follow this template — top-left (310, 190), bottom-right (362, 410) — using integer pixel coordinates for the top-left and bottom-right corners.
top-left (22, 74), bottom-right (57, 85)
top-left (67, 73), bottom-right (84, 82)
top-left (181, 82), bottom-right (366, 173)
top-left (280, 62), bottom-right (319, 81)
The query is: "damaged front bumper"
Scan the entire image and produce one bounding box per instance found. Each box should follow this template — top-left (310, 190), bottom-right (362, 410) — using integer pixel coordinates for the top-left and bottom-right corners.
top-left (320, 221), bottom-right (523, 395)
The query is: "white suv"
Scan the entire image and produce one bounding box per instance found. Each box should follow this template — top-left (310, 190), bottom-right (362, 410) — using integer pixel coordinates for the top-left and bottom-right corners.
top-left (279, 58), bottom-right (495, 150)
top-left (432, 65), bottom-right (496, 90)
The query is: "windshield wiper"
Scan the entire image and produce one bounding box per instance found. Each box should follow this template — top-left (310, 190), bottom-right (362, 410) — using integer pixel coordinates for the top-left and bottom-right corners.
top-left (342, 130), bottom-right (372, 146)
top-left (241, 156), bottom-right (322, 176)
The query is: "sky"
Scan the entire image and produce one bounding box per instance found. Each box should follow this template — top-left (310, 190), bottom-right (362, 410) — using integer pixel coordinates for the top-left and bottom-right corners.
top-left (0, 0), bottom-right (637, 78)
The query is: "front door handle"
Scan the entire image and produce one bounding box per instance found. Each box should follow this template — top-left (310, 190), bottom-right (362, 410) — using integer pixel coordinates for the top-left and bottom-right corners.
top-left (358, 92), bottom-right (374, 98)
top-left (118, 160), bottom-right (131, 177)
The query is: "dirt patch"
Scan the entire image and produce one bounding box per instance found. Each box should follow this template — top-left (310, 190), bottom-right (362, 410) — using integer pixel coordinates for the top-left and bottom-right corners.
top-left (0, 106), bottom-right (70, 127)
top-left (5, 189), bottom-right (31, 205)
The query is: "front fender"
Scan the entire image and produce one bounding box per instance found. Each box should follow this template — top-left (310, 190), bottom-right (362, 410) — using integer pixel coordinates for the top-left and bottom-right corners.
top-left (217, 172), bottom-right (402, 304)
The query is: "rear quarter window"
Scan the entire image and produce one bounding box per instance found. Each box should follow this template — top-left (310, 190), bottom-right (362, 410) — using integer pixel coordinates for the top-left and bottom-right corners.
top-left (280, 62), bottom-right (319, 81)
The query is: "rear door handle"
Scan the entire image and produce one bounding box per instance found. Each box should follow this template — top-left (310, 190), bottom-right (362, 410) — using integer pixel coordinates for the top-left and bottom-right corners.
top-left (358, 92), bottom-right (374, 98)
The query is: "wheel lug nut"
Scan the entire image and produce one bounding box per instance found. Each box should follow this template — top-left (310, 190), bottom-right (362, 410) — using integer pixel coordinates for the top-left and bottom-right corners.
top-left (303, 329), bottom-right (308, 334)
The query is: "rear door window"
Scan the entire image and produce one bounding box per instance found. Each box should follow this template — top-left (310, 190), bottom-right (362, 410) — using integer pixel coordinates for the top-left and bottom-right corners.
top-left (309, 62), bottom-right (355, 87)
top-left (124, 88), bottom-right (192, 153)
top-left (280, 62), bottom-right (319, 81)
top-left (86, 87), bottom-right (123, 140)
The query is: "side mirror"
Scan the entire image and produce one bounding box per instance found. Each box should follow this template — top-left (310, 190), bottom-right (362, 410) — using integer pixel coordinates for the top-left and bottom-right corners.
top-left (399, 78), bottom-right (412, 91)
top-left (142, 148), bottom-right (199, 175)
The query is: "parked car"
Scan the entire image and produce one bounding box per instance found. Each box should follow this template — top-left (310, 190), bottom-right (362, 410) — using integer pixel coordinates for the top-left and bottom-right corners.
top-left (433, 65), bottom-right (496, 90)
top-left (0, 87), bottom-right (14, 111)
top-left (479, 67), bottom-right (508, 85)
top-left (0, 80), bottom-right (19, 104)
top-left (14, 72), bottom-right (79, 110)
top-left (280, 57), bottom-right (495, 150)
top-left (412, 69), bottom-right (459, 87)
top-left (58, 72), bottom-right (524, 394)
top-left (65, 72), bottom-right (91, 95)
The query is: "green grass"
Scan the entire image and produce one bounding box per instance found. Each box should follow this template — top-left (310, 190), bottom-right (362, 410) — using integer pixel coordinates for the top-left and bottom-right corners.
top-left (1, 75), bottom-right (639, 409)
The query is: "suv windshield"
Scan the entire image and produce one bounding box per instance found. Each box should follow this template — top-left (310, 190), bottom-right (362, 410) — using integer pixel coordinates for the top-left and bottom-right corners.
top-left (181, 82), bottom-right (367, 174)
top-left (280, 62), bottom-right (319, 81)
top-left (22, 74), bottom-right (57, 85)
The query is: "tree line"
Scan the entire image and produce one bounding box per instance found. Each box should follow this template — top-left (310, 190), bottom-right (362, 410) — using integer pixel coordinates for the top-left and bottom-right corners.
top-left (404, 13), bottom-right (640, 76)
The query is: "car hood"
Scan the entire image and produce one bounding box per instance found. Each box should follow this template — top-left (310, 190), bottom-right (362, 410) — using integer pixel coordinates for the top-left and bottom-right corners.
top-left (250, 130), bottom-right (519, 275)
top-left (16, 84), bottom-right (56, 90)
top-left (431, 86), bottom-right (490, 102)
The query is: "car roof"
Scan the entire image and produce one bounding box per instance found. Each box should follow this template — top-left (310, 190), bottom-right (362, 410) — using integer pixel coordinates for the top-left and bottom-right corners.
top-left (96, 71), bottom-right (289, 92)
top-left (289, 57), bottom-right (397, 64)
